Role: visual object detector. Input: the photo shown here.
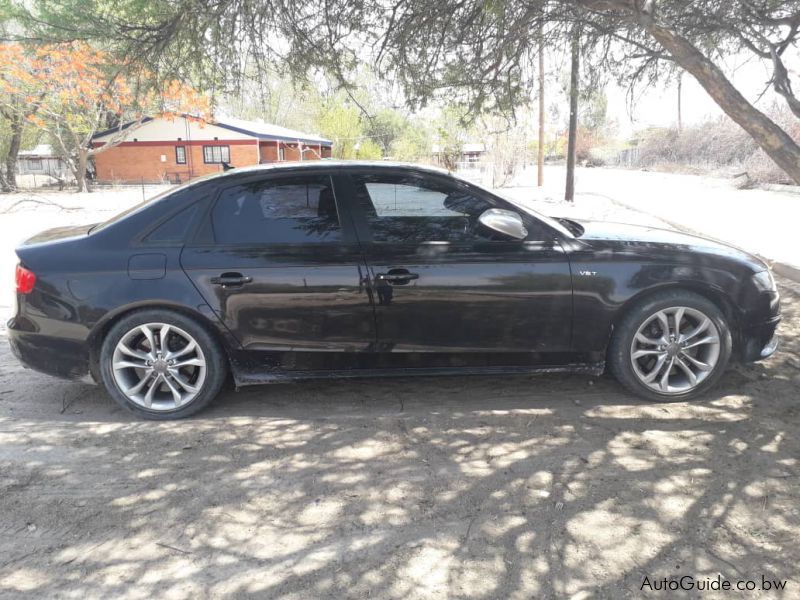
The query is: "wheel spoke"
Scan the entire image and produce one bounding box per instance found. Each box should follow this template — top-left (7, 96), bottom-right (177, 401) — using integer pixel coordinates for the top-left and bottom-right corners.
top-left (642, 354), bottom-right (668, 383)
top-left (659, 357), bottom-right (675, 392)
top-left (143, 374), bottom-right (162, 407)
top-left (633, 349), bottom-right (663, 359)
top-left (163, 375), bottom-right (183, 405)
top-left (681, 352), bottom-right (712, 371)
top-left (169, 370), bottom-right (198, 393)
top-left (656, 311), bottom-right (670, 340)
top-left (125, 370), bottom-right (155, 395)
top-left (635, 332), bottom-right (660, 347)
top-left (165, 340), bottom-right (196, 361)
top-left (139, 325), bottom-right (157, 357)
top-left (672, 307), bottom-right (685, 337)
top-left (683, 335), bottom-right (719, 350)
top-left (172, 357), bottom-right (205, 369)
top-left (114, 359), bottom-right (148, 370)
top-left (680, 317), bottom-right (710, 343)
top-left (118, 343), bottom-right (150, 361)
top-left (675, 356), bottom-right (697, 386)
top-left (159, 324), bottom-right (171, 352)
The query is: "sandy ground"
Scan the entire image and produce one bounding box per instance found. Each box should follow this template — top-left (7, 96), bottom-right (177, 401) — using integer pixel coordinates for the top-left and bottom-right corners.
top-left (1, 173), bottom-right (800, 598)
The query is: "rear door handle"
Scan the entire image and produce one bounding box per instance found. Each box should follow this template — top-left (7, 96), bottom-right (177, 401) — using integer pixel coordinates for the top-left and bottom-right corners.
top-left (210, 272), bottom-right (253, 287)
top-left (376, 269), bottom-right (419, 284)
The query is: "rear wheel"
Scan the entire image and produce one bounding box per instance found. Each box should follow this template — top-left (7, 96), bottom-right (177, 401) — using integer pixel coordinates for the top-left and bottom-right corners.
top-left (609, 290), bottom-right (732, 401)
top-left (100, 309), bottom-right (227, 419)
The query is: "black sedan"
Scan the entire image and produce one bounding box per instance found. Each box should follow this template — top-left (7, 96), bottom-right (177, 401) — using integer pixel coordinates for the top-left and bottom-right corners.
top-left (8, 162), bottom-right (781, 419)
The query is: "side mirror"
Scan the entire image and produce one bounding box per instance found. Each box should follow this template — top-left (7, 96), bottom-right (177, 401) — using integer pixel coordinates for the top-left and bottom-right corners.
top-left (478, 208), bottom-right (528, 240)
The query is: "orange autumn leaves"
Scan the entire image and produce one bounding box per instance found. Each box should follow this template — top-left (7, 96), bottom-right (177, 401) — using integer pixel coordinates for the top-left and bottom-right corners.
top-left (0, 42), bottom-right (209, 133)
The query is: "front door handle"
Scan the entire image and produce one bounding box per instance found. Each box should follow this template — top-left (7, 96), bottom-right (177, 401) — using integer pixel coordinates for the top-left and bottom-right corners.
top-left (376, 269), bottom-right (419, 285)
top-left (210, 272), bottom-right (253, 288)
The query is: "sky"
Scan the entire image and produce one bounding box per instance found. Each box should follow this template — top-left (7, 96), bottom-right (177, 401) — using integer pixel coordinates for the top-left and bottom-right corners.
top-left (605, 51), bottom-right (786, 137)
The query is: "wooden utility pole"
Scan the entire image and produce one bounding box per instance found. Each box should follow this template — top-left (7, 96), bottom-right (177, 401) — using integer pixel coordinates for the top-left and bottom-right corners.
top-left (677, 71), bottom-right (683, 132)
top-left (565, 24), bottom-right (580, 203)
top-left (537, 25), bottom-right (545, 187)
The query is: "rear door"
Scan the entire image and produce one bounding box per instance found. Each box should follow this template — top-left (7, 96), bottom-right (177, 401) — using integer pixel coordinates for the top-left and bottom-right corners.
top-left (180, 171), bottom-right (375, 367)
top-left (342, 170), bottom-right (573, 355)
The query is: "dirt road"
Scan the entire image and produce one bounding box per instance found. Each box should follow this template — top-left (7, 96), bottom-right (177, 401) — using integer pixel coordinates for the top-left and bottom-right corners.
top-left (1, 280), bottom-right (799, 599)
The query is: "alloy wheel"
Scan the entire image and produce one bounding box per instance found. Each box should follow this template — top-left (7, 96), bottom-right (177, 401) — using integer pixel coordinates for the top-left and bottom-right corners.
top-left (111, 322), bottom-right (207, 411)
top-left (629, 306), bottom-right (721, 395)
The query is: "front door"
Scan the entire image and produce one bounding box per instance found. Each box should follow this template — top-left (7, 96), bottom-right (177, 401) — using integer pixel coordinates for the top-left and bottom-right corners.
top-left (180, 171), bottom-right (375, 369)
top-left (342, 171), bottom-right (573, 358)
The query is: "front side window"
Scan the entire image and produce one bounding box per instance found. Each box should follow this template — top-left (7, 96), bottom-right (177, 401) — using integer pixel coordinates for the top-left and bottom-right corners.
top-left (351, 174), bottom-right (501, 243)
top-left (211, 174), bottom-right (341, 244)
top-left (203, 145), bottom-right (230, 164)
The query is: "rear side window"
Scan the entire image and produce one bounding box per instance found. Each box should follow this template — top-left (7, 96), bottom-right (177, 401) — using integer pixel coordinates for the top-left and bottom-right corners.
top-left (211, 175), bottom-right (341, 244)
top-left (144, 203), bottom-right (200, 244)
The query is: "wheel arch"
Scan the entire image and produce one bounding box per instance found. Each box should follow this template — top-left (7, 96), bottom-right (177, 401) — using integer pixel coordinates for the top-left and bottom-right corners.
top-left (608, 282), bottom-right (742, 350)
top-left (86, 300), bottom-right (237, 383)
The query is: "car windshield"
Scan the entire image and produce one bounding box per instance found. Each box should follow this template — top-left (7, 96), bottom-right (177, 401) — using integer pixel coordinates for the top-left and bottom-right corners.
top-left (90, 172), bottom-right (221, 233)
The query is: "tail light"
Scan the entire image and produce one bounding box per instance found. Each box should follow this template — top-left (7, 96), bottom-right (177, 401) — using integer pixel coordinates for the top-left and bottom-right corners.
top-left (15, 264), bottom-right (36, 294)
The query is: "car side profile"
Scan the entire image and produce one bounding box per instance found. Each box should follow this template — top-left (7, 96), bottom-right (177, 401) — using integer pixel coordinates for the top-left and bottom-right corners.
top-left (8, 162), bottom-right (781, 419)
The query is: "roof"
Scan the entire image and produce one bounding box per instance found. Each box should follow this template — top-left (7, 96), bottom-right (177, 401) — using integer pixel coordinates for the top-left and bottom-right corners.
top-left (431, 142), bottom-right (486, 154)
top-left (92, 115), bottom-right (332, 146)
top-left (214, 116), bottom-right (332, 146)
top-left (19, 144), bottom-right (57, 157)
top-left (222, 160), bottom-right (451, 177)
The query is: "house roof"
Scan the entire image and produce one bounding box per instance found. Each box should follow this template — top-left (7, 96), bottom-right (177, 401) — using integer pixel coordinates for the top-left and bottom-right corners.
top-left (19, 144), bottom-right (57, 157)
top-left (431, 142), bottom-right (486, 154)
top-left (93, 114), bottom-right (332, 146)
top-left (214, 116), bottom-right (332, 146)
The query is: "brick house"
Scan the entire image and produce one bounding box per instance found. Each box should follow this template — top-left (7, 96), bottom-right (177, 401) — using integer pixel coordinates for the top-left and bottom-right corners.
top-left (91, 115), bottom-right (333, 184)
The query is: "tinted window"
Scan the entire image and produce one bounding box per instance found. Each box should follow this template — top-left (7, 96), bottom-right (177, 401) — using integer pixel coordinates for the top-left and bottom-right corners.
top-left (145, 203), bottom-right (200, 243)
top-left (352, 174), bottom-right (496, 243)
top-left (211, 175), bottom-right (341, 244)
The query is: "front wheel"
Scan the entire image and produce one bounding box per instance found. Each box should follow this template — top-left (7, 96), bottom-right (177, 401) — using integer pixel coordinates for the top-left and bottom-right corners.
top-left (99, 309), bottom-right (228, 419)
top-left (609, 290), bottom-right (733, 402)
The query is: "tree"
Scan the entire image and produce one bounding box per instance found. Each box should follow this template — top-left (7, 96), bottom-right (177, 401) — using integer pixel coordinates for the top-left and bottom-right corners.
top-left (0, 43), bottom-right (43, 191)
top-left (1, 42), bottom-right (208, 191)
top-left (8, 0), bottom-right (800, 184)
top-left (537, 26), bottom-right (546, 187)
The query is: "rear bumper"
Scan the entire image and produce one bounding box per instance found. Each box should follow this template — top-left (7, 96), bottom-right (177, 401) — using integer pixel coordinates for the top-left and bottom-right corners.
top-left (7, 322), bottom-right (90, 380)
top-left (739, 315), bottom-right (781, 362)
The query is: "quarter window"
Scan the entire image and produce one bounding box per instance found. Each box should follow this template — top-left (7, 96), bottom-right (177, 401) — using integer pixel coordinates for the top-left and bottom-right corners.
top-left (351, 174), bottom-right (499, 243)
top-left (203, 145), bottom-right (230, 164)
top-left (175, 146), bottom-right (187, 164)
top-left (211, 175), bottom-right (341, 244)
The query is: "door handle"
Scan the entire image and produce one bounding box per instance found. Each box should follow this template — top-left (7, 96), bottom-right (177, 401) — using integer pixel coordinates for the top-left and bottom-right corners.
top-left (376, 269), bottom-right (419, 284)
top-left (210, 273), bottom-right (253, 287)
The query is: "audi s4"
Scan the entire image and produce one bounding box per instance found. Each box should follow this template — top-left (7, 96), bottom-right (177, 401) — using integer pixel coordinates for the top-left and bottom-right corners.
top-left (7, 162), bottom-right (781, 419)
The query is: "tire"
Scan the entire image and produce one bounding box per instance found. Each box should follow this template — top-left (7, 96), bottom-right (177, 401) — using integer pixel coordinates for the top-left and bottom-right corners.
top-left (608, 290), bottom-right (732, 402)
top-left (99, 308), bottom-right (228, 419)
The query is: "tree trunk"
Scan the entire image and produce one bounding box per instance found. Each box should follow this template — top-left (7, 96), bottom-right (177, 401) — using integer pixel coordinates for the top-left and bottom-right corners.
top-left (537, 25), bottom-right (546, 187)
top-left (74, 150), bottom-right (90, 192)
top-left (3, 113), bottom-right (23, 192)
top-left (641, 19), bottom-right (800, 184)
top-left (565, 25), bottom-right (580, 203)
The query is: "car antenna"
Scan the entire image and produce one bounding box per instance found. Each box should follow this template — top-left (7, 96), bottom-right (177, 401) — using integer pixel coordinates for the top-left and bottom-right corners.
top-left (221, 161), bottom-right (234, 171)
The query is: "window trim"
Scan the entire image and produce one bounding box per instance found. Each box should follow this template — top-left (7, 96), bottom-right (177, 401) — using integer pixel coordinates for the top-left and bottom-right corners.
top-left (344, 170), bottom-right (557, 245)
top-left (175, 145), bottom-right (187, 164)
top-left (201, 172), bottom-right (352, 247)
top-left (203, 145), bottom-right (230, 164)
